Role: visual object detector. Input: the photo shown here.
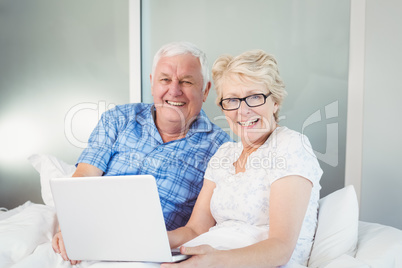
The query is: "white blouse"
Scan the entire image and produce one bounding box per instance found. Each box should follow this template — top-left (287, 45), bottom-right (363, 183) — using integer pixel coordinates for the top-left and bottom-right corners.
top-left (186, 126), bottom-right (323, 267)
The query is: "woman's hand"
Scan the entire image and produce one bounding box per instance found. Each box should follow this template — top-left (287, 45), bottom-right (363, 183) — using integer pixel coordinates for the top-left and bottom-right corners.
top-left (161, 245), bottom-right (219, 268)
top-left (52, 231), bottom-right (81, 265)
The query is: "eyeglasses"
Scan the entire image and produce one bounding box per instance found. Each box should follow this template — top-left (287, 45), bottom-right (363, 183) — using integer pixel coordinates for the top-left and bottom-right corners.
top-left (219, 92), bottom-right (272, 111)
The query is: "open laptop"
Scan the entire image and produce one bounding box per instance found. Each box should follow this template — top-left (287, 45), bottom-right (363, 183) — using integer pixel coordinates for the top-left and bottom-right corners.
top-left (50, 175), bottom-right (189, 263)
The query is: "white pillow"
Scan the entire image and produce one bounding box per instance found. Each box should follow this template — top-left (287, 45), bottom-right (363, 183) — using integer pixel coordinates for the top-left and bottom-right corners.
top-left (28, 154), bottom-right (76, 207)
top-left (320, 254), bottom-right (369, 268)
top-left (308, 185), bottom-right (359, 268)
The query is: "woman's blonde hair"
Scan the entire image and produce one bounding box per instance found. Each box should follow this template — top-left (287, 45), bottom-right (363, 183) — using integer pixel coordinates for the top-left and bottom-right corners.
top-left (212, 49), bottom-right (287, 121)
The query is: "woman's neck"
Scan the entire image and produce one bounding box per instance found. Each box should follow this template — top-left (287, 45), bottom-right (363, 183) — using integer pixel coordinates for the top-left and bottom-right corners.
top-left (234, 136), bottom-right (267, 174)
top-left (241, 134), bottom-right (269, 154)
top-left (241, 124), bottom-right (279, 152)
top-left (234, 125), bottom-right (279, 173)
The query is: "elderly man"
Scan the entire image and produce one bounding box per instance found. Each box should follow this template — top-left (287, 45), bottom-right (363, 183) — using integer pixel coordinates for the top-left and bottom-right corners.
top-left (53, 42), bottom-right (231, 264)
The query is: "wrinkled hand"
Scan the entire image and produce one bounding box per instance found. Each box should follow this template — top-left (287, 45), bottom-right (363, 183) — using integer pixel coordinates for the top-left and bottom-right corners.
top-left (161, 245), bottom-right (218, 268)
top-left (52, 231), bottom-right (81, 265)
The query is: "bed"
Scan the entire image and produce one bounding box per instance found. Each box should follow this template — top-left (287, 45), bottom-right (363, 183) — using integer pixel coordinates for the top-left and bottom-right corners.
top-left (1, 154), bottom-right (401, 268)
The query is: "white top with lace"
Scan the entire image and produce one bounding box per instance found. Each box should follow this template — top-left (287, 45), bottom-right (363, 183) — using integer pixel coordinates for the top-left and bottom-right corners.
top-left (202, 126), bottom-right (323, 266)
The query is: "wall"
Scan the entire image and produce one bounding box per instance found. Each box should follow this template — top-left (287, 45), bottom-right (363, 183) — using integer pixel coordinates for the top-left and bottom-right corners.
top-left (360, 0), bottom-right (402, 229)
top-left (141, 0), bottom-right (350, 198)
top-left (141, 0), bottom-right (402, 229)
top-left (0, 0), bottom-right (130, 209)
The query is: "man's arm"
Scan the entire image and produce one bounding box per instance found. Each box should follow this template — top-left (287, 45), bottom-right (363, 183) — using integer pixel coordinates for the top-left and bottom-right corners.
top-left (72, 163), bottom-right (103, 177)
top-left (52, 162), bottom-right (103, 264)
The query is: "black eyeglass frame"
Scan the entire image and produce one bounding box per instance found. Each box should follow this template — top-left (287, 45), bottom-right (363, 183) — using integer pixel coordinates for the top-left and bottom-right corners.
top-left (219, 92), bottom-right (272, 111)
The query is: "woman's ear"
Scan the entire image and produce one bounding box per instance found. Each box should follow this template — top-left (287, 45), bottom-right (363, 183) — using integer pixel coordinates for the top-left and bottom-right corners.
top-left (273, 102), bottom-right (279, 114)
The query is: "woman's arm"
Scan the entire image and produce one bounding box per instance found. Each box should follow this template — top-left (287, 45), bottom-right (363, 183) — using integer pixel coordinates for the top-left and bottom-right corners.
top-left (163, 175), bottom-right (313, 268)
top-left (168, 179), bottom-right (217, 249)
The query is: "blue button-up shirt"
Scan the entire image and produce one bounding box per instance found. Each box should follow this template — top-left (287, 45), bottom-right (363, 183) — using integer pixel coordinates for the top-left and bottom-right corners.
top-left (77, 103), bottom-right (231, 230)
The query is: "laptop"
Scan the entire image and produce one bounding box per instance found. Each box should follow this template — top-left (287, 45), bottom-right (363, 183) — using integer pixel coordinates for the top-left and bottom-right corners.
top-left (50, 175), bottom-right (189, 263)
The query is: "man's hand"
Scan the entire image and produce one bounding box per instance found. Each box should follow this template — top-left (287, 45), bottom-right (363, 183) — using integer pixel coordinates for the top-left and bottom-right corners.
top-left (51, 163), bottom-right (101, 265)
top-left (52, 231), bottom-right (81, 265)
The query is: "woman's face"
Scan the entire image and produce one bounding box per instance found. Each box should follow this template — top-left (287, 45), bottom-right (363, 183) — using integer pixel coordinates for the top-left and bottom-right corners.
top-left (221, 76), bottom-right (278, 147)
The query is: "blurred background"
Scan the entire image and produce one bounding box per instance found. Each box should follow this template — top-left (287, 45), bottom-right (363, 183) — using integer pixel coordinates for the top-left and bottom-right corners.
top-left (0, 0), bottom-right (401, 229)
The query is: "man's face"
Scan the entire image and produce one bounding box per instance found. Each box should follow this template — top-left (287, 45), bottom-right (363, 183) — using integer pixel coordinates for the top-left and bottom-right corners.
top-left (150, 53), bottom-right (210, 130)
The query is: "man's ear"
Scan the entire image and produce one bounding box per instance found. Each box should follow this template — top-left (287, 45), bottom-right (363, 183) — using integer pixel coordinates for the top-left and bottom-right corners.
top-left (150, 74), bottom-right (154, 96)
top-left (202, 82), bottom-right (211, 102)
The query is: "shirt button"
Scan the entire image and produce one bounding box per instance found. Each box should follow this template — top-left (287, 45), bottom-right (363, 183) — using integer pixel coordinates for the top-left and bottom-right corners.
top-left (157, 147), bottom-right (163, 152)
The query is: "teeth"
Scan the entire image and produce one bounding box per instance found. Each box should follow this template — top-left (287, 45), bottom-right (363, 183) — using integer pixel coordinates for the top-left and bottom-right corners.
top-left (238, 119), bottom-right (259, 126)
top-left (166, 100), bottom-right (185, 106)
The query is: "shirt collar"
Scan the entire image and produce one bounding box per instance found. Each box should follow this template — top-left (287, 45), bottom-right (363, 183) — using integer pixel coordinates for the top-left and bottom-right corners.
top-left (187, 109), bottom-right (212, 135)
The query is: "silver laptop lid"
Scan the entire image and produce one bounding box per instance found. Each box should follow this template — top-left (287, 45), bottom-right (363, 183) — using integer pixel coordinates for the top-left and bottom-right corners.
top-left (50, 175), bottom-right (177, 262)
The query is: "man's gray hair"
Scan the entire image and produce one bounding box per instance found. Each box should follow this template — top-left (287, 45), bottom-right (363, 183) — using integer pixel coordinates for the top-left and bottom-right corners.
top-left (151, 41), bottom-right (210, 91)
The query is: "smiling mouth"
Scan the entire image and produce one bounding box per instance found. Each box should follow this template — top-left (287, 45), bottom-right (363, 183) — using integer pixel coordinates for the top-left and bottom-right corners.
top-left (238, 118), bottom-right (259, 127)
top-left (166, 100), bottom-right (186, 106)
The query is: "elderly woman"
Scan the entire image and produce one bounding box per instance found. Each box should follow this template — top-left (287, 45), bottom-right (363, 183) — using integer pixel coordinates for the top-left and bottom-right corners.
top-left (164, 50), bottom-right (323, 268)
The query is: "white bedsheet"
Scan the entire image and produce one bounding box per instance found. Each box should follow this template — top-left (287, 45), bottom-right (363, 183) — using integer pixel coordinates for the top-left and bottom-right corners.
top-left (0, 202), bottom-right (159, 268)
top-left (1, 201), bottom-right (402, 268)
